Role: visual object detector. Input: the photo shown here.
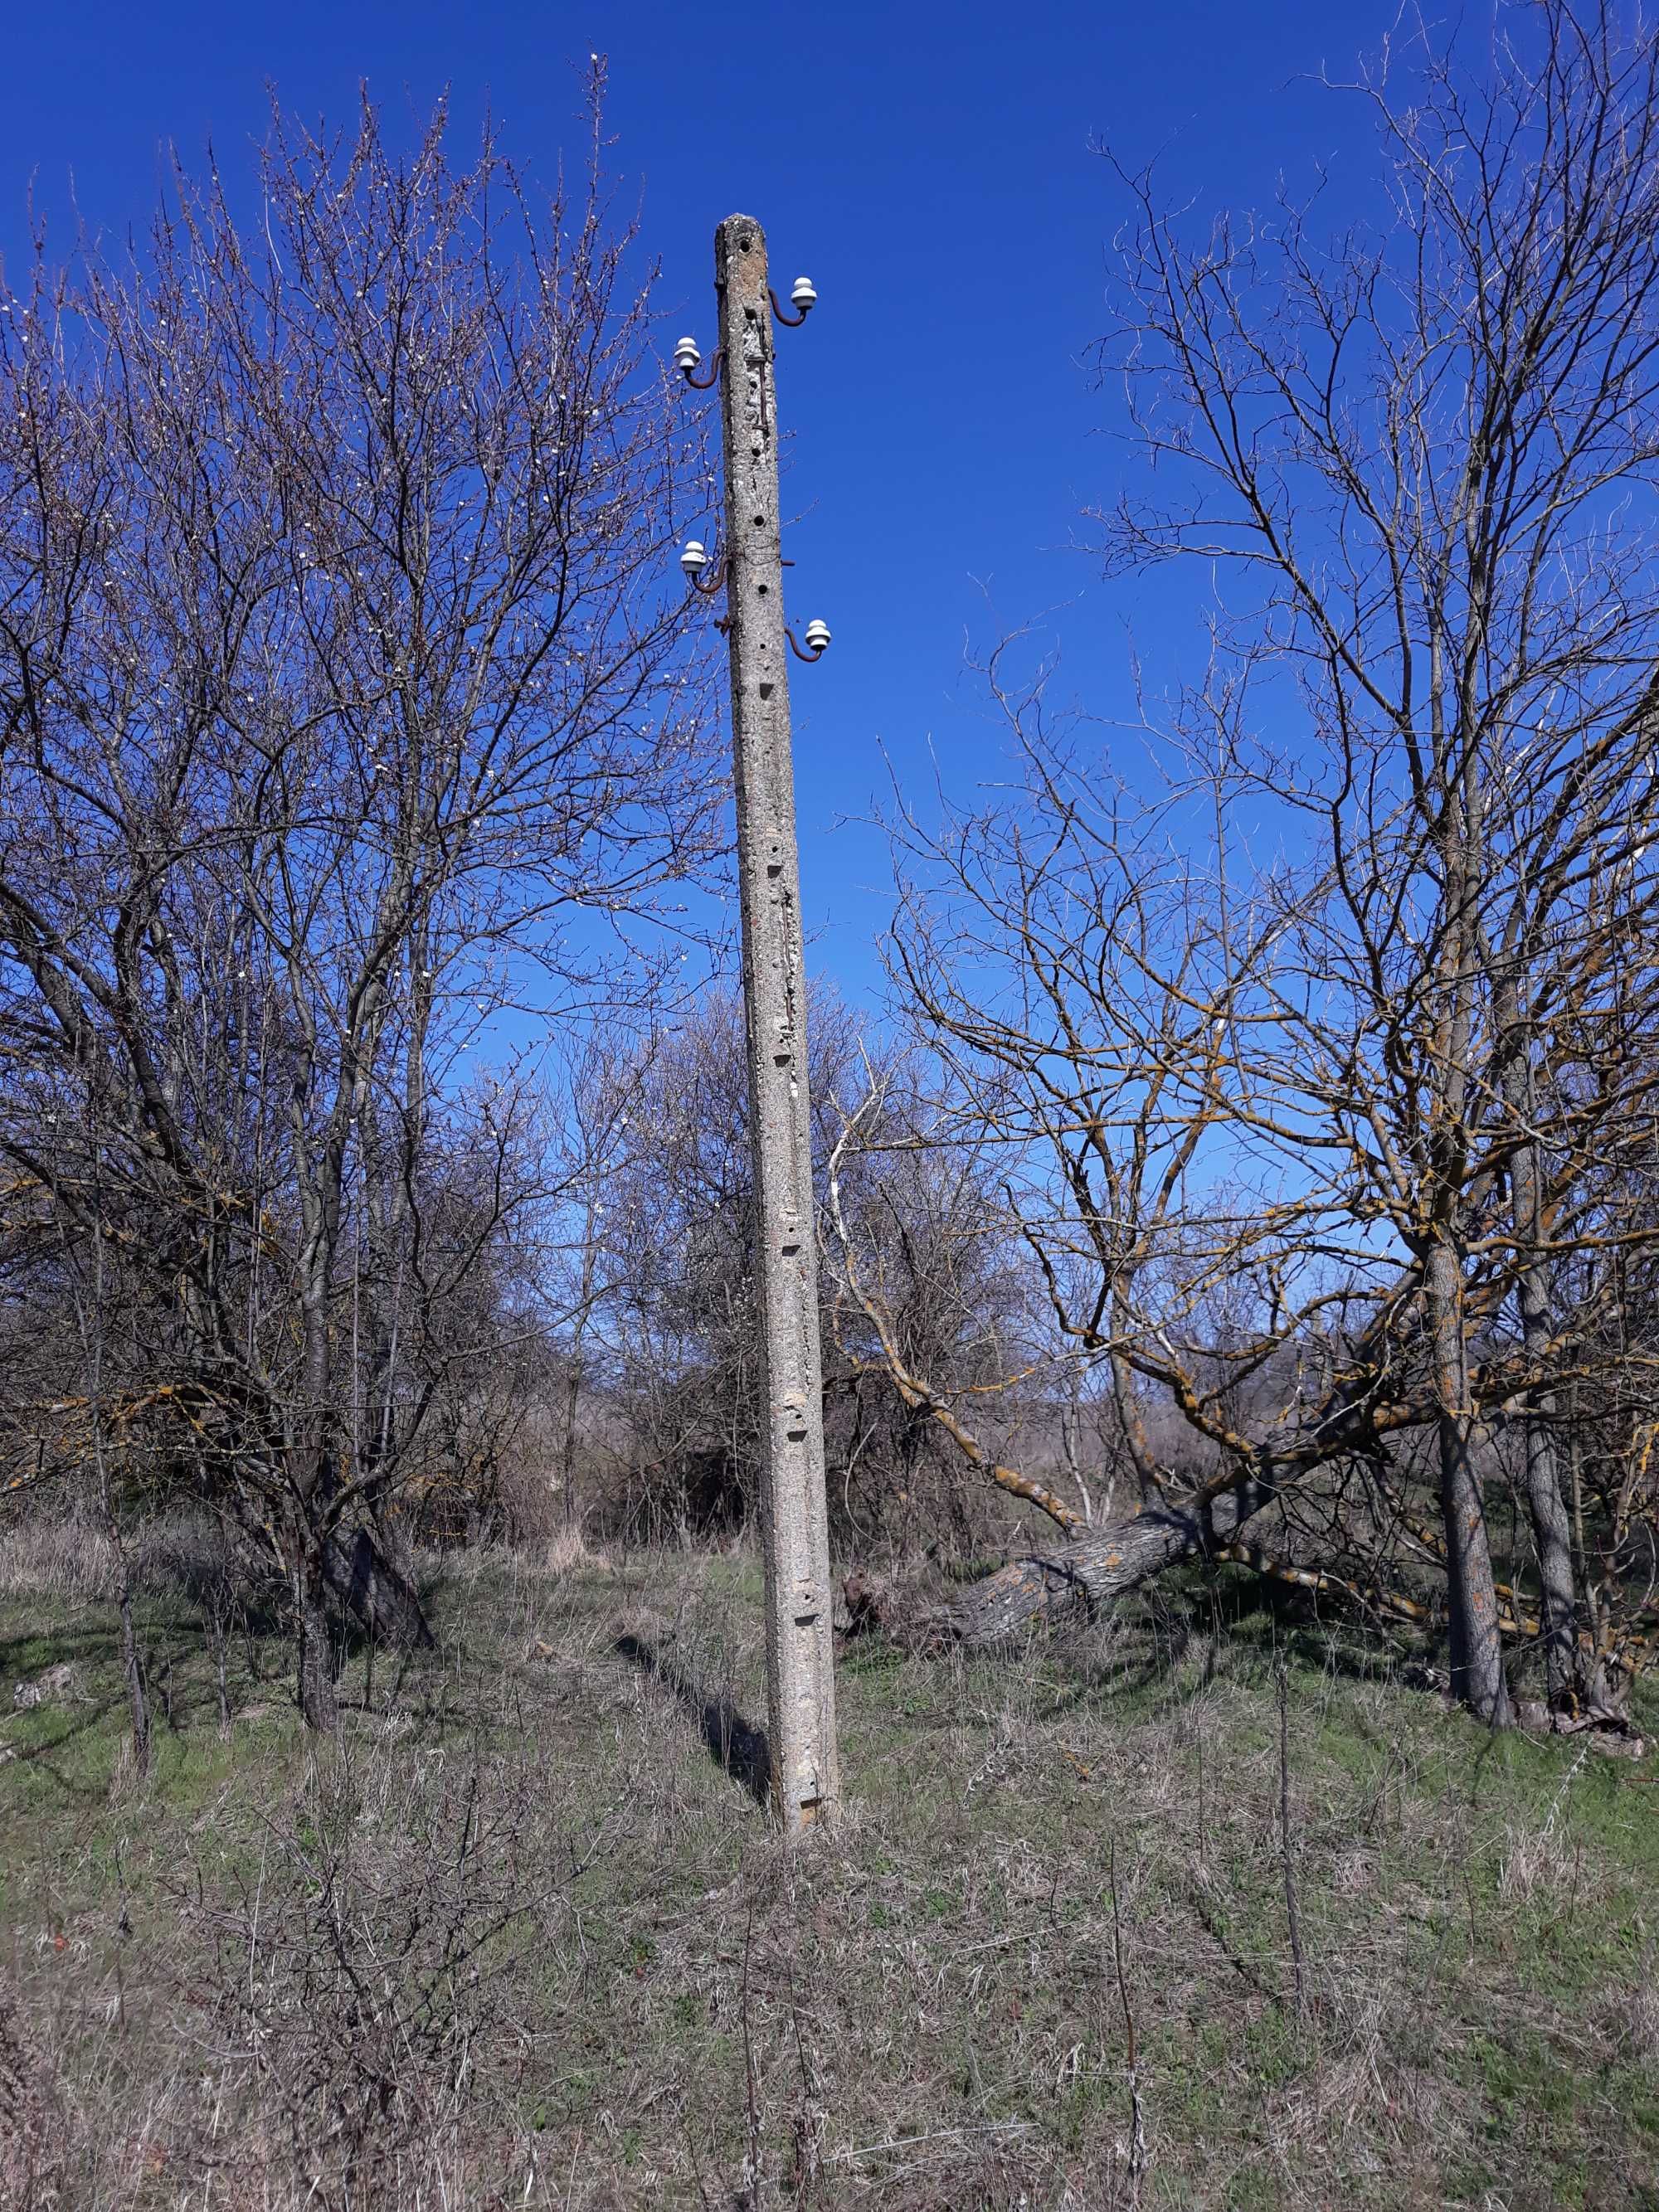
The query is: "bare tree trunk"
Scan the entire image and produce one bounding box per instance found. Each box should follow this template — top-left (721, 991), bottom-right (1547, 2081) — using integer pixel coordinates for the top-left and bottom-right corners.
top-left (1493, 957), bottom-right (1584, 1709)
top-left (81, 1159), bottom-right (151, 1780)
top-left (561, 1359), bottom-right (582, 1529)
top-left (1516, 1307), bottom-right (1578, 1707)
top-left (319, 1525), bottom-right (433, 1650)
top-left (1509, 1152), bottom-right (1581, 1709)
top-left (296, 1559), bottom-right (339, 1735)
top-left (561, 1223), bottom-right (596, 1530)
top-left (91, 1426), bottom-right (152, 1779)
top-left (1566, 1412), bottom-right (1617, 1709)
top-left (210, 1595), bottom-right (231, 1736)
top-left (1427, 1242), bottom-right (1511, 1726)
top-left (114, 1560), bottom-right (151, 1782)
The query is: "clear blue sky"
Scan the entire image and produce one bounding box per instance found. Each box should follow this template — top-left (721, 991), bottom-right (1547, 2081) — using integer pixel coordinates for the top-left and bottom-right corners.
top-left (0, 0), bottom-right (1394, 1001)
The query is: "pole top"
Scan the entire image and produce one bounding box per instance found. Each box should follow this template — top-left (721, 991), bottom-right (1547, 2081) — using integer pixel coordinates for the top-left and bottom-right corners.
top-left (715, 214), bottom-right (768, 273)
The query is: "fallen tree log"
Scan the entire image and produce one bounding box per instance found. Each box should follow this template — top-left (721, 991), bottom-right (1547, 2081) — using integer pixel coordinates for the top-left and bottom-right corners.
top-left (822, 1132), bottom-right (1652, 1689)
top-left (893, 1471), bottom-right (1272, 1650)
top-left (922, 1505), bottom-right (1215, 1648)
top-left (858, 1505), bottom-right (1656, 1685)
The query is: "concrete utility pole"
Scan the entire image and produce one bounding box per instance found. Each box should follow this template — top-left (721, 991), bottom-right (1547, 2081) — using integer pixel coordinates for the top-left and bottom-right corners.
top-left (691, 214), bottom-right (839, 1830)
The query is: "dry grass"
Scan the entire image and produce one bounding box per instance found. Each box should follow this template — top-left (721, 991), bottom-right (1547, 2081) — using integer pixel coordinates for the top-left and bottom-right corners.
top-left (1, 1544), bottom-right (1655, 2210)
top-left (0, 1510), bottom-right (124, 1602)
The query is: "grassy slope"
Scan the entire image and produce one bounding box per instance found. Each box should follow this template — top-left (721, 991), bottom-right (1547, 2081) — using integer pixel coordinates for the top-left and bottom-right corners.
top-left (1, 1549), bottom-right (1655, 2211)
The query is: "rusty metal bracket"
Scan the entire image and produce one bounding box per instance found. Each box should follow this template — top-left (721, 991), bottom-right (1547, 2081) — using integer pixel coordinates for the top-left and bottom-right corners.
top-left (687, 551), bottom-right (731, 596)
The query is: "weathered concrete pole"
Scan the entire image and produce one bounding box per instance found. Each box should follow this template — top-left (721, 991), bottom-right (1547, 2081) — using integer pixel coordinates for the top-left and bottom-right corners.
top-left (713, 213), bottom-right (839, 1830)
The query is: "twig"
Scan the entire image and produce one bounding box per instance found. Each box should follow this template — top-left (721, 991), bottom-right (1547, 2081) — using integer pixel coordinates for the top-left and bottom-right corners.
top-left (1196, 1721), bottom-right (1207, 1863)
top-left (1107, 1835), bottom-right (1148, 2206)
top-left (830, 2121), bottom-right (1033, 2165)
top-left (786, 1951), bottom-right (824, 2206)
top-left (741, 1898), bottom-right (761, 2212)
top-left (1277, 1655), bottom-right (1306, 2018)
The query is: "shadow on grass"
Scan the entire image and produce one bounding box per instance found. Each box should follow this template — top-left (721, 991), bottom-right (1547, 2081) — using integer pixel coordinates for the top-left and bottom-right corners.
top-left (612, 1632), bottom-right (771, 1809)
top-left (0, 1619), bottom-right (134, 1681)
top-left (0, 1673), bottom-right (144, 1811)
top-left (973, 1566), bottom-right (1437, 1728)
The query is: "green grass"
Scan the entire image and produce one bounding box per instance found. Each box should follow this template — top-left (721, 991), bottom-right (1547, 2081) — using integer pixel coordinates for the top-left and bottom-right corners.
top-left (2, 1548), bottom-right (1656, 2210)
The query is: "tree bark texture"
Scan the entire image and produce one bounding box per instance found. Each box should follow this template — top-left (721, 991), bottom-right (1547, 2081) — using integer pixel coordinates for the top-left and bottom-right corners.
top-left (915, 1480), bottom-right (1270, 1650)
top-left (296, 1563), bottom-right (340, 1734)
top-left (1510, 1147), bottom-right (1581, 1706)
top-left (1426, 1242), bottom-right (1511, 1725)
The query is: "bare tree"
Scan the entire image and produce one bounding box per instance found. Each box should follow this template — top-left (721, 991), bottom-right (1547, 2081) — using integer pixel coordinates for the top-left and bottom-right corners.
top-left (857, 3), bottom-right (1659, 1723)
top-left (0, 82), bottom-right (723, 1727)
top-left (561, 986), bottom-right (1034, 1549)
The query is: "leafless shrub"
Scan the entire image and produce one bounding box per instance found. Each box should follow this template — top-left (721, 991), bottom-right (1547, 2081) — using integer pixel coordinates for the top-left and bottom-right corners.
top-left (0, 1971), bottom-right (65, 2212)
top-left (158, 1730), bottom-right (627, 2207)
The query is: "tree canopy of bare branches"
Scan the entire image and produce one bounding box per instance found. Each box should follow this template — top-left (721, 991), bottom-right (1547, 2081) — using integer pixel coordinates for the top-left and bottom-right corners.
top-left (0, 84), bottom-right (723, 1727)
top-left (846, 2), bottom-right (1659, 1723)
